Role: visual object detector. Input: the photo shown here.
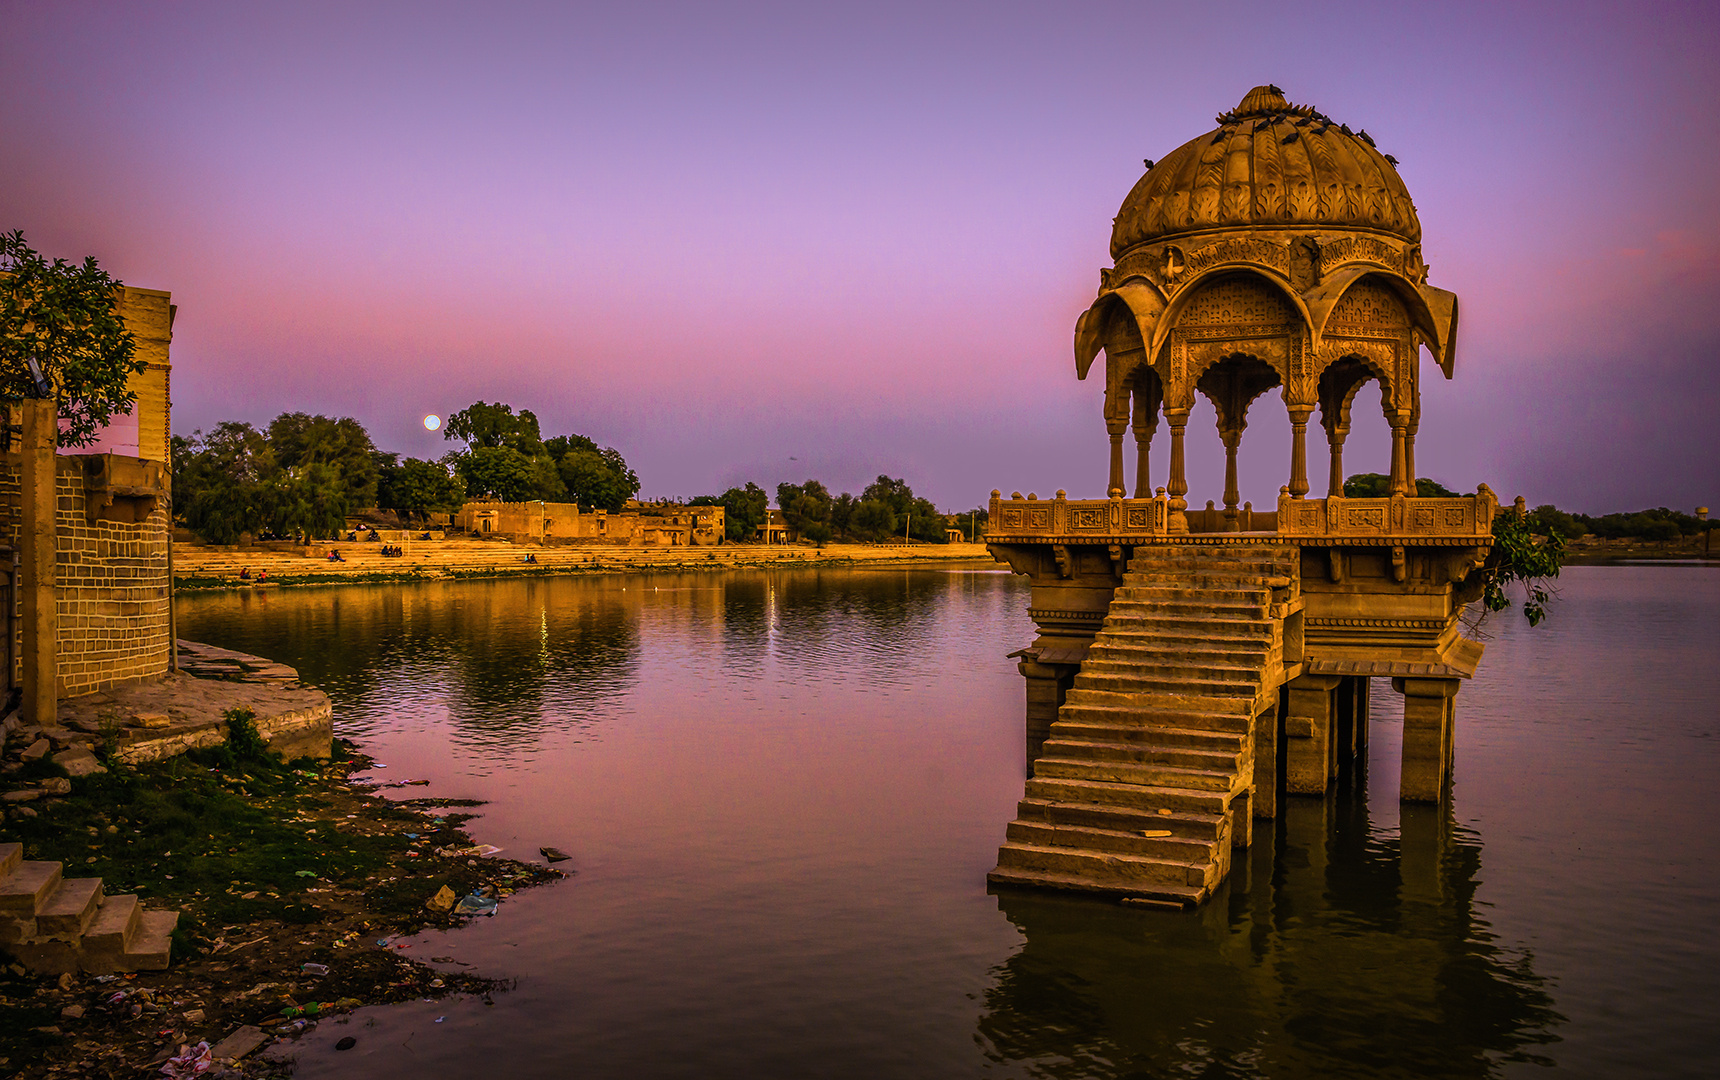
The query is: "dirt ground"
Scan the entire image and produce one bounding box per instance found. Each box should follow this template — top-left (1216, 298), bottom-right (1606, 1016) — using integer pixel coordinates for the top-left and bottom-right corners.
top-left (0, 740), bottom-right (563, 1079)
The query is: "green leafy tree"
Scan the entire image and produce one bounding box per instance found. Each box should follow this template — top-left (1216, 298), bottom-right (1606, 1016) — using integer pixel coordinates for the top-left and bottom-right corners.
top-left (776, 479), bottom-right (833, 546)
top-left (1526, 504), bottom-right (1588, 540)
top-left (830, 492), bottom-right (857, 538)
top-left (693, 483), bottom-right (768, 542)
top-left (262, 462), bottom-right (351, 540)
top-left (1343, 473), bottom-right (1459, 498)
top-left (455, 445), bottom-right (539, 501)
top-left (1480, 509), bottom-right (1565, 626)
top-left (859, 475), bottom-right (947, 541)
top-left (550, 435), bottom-right (639, 511)
top-left (0, 231), bottom-right (145, 447)
top-left (849, 498), bottom-right (897, 541)
top-left (378, 458), bottom-right (467, 520)
top-left (444, 401), bottom-right (544, 454)
top-left (266, 412), bottom-right (385, 508)
top-left (176, 422), bottom-right (276, 543)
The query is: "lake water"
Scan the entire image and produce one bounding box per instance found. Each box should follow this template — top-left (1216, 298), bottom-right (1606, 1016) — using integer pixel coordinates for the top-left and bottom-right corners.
top-left (175, 564), bottom-right (1720, 1079)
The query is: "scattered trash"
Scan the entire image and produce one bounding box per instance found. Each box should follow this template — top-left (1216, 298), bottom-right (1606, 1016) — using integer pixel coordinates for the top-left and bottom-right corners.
top-left (210, 1025), bottom-right (270, 1062)
top-left (434, 1016), bottom-right (445, 1023)
top-left (539, 846), bottom-right (571, 863)
top-left (429, 978), bottom-right (444, 988)
top-left (425, 885), bottom-right (458, 913)
top-left (454, 887), bottom-right (500, 917)
top-left (1140, 829), bottom-right (1173, 837)
top-left (300, 963), bottom-right (329, 976)
top-left (293, 870), bottom-right (317, 878)
top-left (336, 1036), bottom-right (357, 1051)
top-left (404, 779), bottom-right (430, 786)
top-left (159, 1041), bottom-right (212, 1078)
top-left (60, 1004), bottom-right (84, 1020)
top-left (182, 1008), bottom-right (206, 1023)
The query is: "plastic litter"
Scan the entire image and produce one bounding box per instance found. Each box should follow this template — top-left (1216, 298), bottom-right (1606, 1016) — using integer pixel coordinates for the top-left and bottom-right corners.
top-left (539, 846), bottom-right (571, 863)
top-left (158, 1041), bottom-right (212, 1077)
top-left (454, 888), bottom-right (500, 916)
top-left (300, 963), bottom-right (329, 976)
top-left (434, 1016), bottom-right (445, 1023)
top-left (293, 870), bottom-right (317, 878)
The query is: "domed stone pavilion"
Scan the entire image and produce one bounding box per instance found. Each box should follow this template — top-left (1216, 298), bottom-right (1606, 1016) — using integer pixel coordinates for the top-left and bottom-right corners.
top-left (985, 87), bottom-right (1497, 908)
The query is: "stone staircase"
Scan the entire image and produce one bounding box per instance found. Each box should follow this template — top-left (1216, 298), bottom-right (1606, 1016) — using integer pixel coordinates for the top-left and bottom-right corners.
top-left (989, 541), bottom-right (1300, 907)
top-left (0, 842), bottom-right (178, 974)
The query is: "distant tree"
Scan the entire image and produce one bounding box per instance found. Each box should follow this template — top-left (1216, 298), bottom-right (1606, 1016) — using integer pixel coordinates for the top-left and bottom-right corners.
top-left (859, 475), bottom-right (946, 542)
top-left (849, 498), bottom-right (897, 541)
top-left (176, 422), bottom-right (276, 543)
top-left (548, 434), bottom-right (639, 511)
top-left (0, 230), bottom-right (145, 447)
top-left (378, 458), bottom-right (467, 520)
top-left (1526, 504), bottom-right (1587, 540)
top-left (830, 492), bottom-right (858, 538)
top-left (444, 401), bottom-right (544, 454)
top-left (777, 479), bottom-right (833, 546)
top-left (693, 483), bottom-right (768, 542)
top-left (267, 412), bottom-right (385, 508)
top-left (455, 445), bottom-right (539, 501)
top-left (1343, 473), bottom-right (1458, 498)
top-left (263, 462), bottom-right (351, 540)
top-left (953, 505), bottom-right (990, 541)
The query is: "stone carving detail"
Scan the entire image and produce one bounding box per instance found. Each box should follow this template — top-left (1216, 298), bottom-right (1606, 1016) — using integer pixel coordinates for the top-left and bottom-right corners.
top-left (1413, 507), bottom-right (1434, 527)
top-left (1443, 507), bottom-right (1466, 526)
top-left (1325, 280), bottom-right (1410, 332)
top-left (1319, 235), bottom-right (1403, 275)
top-left (1177, 277), bottom-right (1295, 328)
top-left (1028, 507), bottom-right (1050, 530)
top-left (1349, 508), bottom-right (1385, 528)
top-left (1179, 238), bottom-right (1290, 281)
top-left (1070, 507), bottom-right (1105, 530)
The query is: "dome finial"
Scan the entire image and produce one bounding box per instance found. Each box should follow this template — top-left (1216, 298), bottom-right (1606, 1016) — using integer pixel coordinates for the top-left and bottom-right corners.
top-left (1235, 85), bottom-right (1289, 116)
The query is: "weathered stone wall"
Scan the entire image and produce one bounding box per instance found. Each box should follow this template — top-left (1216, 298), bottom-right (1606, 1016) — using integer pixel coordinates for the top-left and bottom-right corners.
top-left (0, 454), bottom-right (173, 695)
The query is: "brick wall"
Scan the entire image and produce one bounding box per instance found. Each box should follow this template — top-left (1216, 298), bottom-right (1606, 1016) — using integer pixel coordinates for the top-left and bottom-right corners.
top-left (0, 454), bottom-right (172, 696)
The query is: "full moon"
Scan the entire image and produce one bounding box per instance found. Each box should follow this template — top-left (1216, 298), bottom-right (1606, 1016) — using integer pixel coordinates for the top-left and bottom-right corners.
top-left (423, 414), bottom-right (442, 431)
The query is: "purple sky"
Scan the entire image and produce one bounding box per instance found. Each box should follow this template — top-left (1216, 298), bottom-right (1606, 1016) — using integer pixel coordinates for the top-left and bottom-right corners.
top-left (3, 1), bottom-right (1716, 514)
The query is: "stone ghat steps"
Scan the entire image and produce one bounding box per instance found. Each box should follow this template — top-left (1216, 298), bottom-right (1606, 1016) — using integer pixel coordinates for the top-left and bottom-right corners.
top-left (991, 542), bottom-right (1297, 908)
top-left (0, 842), bottom-right (177, 975)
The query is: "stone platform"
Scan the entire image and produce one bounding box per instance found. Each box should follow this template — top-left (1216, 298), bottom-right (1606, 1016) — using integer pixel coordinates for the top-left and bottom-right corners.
top-left (51, 642), bottom-right (333, 764)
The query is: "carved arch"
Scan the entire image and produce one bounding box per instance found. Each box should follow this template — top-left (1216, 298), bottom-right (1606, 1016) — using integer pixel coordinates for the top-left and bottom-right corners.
top-left (1075, 281), bottom-right (1165, 380)
top-left (1304, 267), bottom-right (1439, 352)
top-left (1146, 265), bottom-right (1313, 364)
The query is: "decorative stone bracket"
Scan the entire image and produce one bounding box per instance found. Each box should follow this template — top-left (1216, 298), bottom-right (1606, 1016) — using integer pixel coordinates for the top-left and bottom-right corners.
top-left (79, 453), bottom-right (167, 525)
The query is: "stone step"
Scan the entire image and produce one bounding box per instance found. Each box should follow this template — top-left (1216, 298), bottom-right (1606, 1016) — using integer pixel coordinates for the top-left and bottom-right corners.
top-left (1059, 698), bottom-right (1254, 731)
top-left (1025, 775), bottom-right (1231, 817)
top-left (1048, 719), bottom-right (1248, 750)
top-left (1064, 685), bottom-right (1259, 717)
top-left (35, 877), bottom-right (104, 941)
top-left (0, 843), bottom-right (20, 876)
top-left (1125, 564), bottom-right (1290, 580)
top-left (994, 841), bottom-right (1215, 890)
top-left (1013, 795), bottom-right (1227, 837)
top-left (112, 909), bottom-right (177, 972)
top-left (1077, 657), bottom-right (1264, 682)
top-left (1042, 737), bottom-right (1241, 772)
top-left (1071, 671), bottom-right (1261, 699)
top-left (1086, 640), bottom-right (1271, 663)
top-left (1033, 755), bottom-right (1238, 792)
top-left (1006, 819), bottom-right (1218, 861)
top-left (1114, 584), bottom-right (1271, 604)
top-left (985, 864), bottom-right (1207, 906)
top-left (1104, 598), bottom-right (1269, 619)
top-left (82, 894), bottom-right (142, 955)
top-left (1098, 617), bottom-right (1273, 639)
top-left (0, 861), bottom-right (63, 916)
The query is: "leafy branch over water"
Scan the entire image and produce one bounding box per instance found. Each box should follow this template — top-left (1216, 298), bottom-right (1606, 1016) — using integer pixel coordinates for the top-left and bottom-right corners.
top-left (1481, 511), bottom-right (1565, 627)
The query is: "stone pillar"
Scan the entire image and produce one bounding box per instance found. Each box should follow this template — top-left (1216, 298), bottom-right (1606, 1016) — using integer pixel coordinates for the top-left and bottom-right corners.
top-left (1389, 415), bottom-right (1410, 496)
top-left (1251, 702), bottom-right (1278, 819)
top-left (1230, 788), bottom-right (1253, 849)
top-left (1326, 426), bottom-right (1348, 497)
top-left (1106, 423), bottom-right (1126, 499)
top-left (1132, 425), bottom-right (1153, 500)
top-left (1165, 408), bottom-right (1190, 534)
top-left (20, 398), bottom-right (58, 729)
top-left (1395, 676), bottom-right (1459, 802)
top-left (1354, 676), bottom-right (1370, 750)
top-left (1287, 406), bottom-right (1313, 499)
top-left (1221, 427), bottom-right (1242, 531)
top-left (1019, 658), bottom-right (1071, 777)
top-left (1404, 417), bottom-right (1419, 496)
top-left (1284, 673), bottom-right (1341, 794)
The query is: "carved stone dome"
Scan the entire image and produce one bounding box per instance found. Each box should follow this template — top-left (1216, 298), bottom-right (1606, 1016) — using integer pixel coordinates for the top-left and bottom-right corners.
top-left (1111, 86), bottom-right (1421, 259)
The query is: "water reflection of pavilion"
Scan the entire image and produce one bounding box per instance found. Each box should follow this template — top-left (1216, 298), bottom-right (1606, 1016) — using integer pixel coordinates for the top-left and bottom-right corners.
top-left (980, 776), bottom-right (1563, 1078)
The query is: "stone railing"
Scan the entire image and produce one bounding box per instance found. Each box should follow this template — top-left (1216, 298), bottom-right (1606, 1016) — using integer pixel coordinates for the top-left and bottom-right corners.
top-left (1275, 486), bottom-right (1497, 542)
top-left (985, 485), bottom-right (1498, 544)
top-left (986, 489), bottom-right (1169, 542)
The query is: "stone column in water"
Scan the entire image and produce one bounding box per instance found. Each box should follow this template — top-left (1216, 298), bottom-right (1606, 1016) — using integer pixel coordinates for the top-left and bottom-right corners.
top-left (1018, 657), bottom-right (1071, 777)
top-left (1284, 673), bottom-right (1341, 794)
top-left (1396, 677), bottom-right (1459, 802)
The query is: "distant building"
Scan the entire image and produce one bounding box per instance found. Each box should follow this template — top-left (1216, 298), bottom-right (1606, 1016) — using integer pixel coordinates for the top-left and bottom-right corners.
top-left (756, 508), bottom-right (794, 544)
top-left (454, 499), bottom-right (724, 547)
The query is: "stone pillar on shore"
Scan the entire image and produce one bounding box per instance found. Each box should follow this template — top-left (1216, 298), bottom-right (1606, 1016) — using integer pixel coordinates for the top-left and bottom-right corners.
top-left (20, 399), bottom-right (57, 729)
top-left (1396, 676), bottom-right (1460, 802)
